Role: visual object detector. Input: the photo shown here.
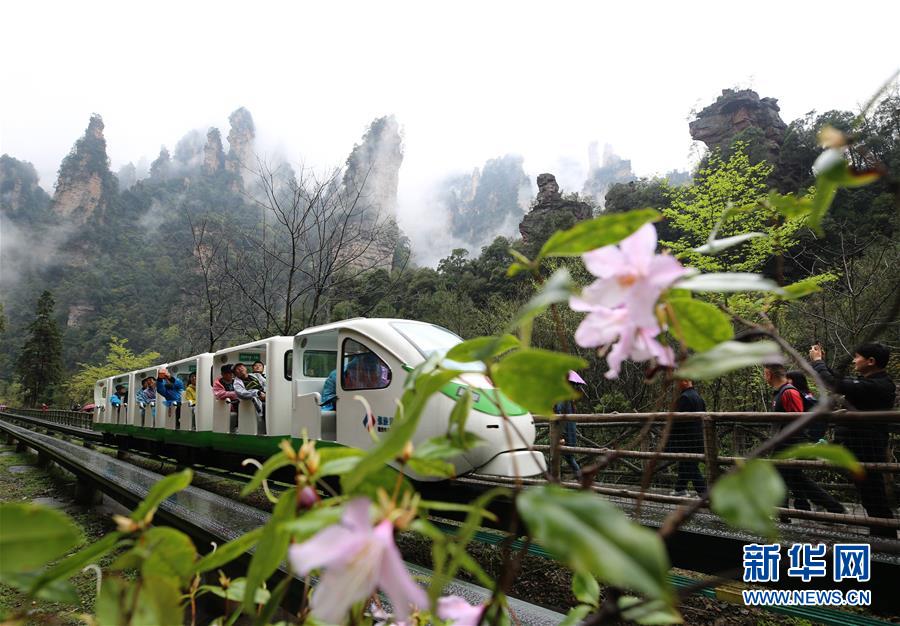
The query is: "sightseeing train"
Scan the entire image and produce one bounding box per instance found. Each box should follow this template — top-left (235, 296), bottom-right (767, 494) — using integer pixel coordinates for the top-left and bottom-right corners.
top-left (93, 318), bottom-right (545, 479)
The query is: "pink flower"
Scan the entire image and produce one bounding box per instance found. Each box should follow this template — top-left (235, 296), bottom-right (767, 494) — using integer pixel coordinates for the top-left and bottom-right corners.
top-left (578, 223), bottom-right (686, 327)
top-left (288, 498), bottom-right (427, 624)
top-left (570, 304), bottom-right (673, 379)
top-left (437, 595), bottom-right (484, 626)
top-left (570, 224), bottom-right (682, 378)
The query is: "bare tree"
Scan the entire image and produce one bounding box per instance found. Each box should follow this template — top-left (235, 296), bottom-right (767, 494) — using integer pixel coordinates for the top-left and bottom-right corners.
top-left (184, 210), bottom-right (238, 352)
top-left (224, 158), bottom-right (399, 337)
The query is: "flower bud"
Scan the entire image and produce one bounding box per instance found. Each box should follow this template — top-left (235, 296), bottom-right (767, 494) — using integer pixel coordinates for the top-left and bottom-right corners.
top-left (299, 486), bottom-right (319, 509)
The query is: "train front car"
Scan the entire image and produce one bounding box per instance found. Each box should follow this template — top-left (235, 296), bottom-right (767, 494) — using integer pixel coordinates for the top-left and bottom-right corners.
top-left (291, 318), bottom-right (545, 480)
top-left (389, 320), bottom-right (545, 478)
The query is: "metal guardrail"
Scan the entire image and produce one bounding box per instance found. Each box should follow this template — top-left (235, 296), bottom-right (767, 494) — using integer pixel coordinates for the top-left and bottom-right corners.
top-left (2, 407), bottom-right (94, 430)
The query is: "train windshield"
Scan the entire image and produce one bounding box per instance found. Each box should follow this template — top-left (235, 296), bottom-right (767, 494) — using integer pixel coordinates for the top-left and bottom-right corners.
top-left (391, 322), bottom-right (483, 372)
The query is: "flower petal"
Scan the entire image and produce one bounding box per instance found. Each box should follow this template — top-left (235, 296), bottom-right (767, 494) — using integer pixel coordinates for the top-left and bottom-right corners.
top-left (604, 329), bottom-right (634, 379)
top-left (437, 595), bottom-right (484, 626)
top-left (374, 521), bottom-right (427, 621)
top-left (342, 497), bottom-right (373, 532)
top-left (310, 562), bottom-right (378, 624)
top-left (582, 246), bottom-right (625, 278)
top-left (648, 254), bottom-right (688, 290)
top-left (289, 525), bottom-right (368, 575)
top-left (619, 223), bottom-right (658, 272)
top-left (573, 307), bottom-right (628, 349)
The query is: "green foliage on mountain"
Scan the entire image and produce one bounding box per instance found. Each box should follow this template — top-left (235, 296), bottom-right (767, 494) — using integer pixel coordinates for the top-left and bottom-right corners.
top-left (16, 291), bottom-right (64, 406)
top-left (0, 89), bottom-right (897, 410)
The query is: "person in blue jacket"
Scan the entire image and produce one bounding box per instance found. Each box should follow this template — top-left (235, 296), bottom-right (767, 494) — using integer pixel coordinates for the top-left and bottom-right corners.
top-left (156, 368), bottom-right (185, 428)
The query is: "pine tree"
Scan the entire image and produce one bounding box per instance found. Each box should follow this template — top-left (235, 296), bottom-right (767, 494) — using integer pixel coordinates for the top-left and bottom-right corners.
top-left (17, 291), bottom-right (64, 406)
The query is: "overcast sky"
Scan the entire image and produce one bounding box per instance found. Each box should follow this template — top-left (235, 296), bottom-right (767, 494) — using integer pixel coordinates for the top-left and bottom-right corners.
top-left (2, 0), bottom-right (898, 258)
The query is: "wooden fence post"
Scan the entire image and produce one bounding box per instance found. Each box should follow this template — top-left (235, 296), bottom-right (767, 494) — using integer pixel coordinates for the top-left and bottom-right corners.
top-left (702, 417), bottom-right (720, 484)
top-left (549, 420), bottom-right (562, 480)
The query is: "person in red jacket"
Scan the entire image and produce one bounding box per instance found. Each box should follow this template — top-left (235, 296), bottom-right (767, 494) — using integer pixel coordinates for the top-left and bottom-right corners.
top-left (764, 363), bottom-right (844, 515)
top-left (213, 364), bottom-right (239, 434)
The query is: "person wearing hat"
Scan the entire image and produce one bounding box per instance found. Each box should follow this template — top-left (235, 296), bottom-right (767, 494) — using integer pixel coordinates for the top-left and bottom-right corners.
top-left (553, 371), bottom-right (586, 479)
top-left (213, 364), bottom-right (240, 433)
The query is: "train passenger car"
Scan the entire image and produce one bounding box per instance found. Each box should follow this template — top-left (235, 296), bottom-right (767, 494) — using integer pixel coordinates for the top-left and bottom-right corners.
top-left (291, 318), bottom-right (545, 478)
top-left (211, 338), bottom-right (292, 436)
top-left (165, 354), bottom-right (213, 431)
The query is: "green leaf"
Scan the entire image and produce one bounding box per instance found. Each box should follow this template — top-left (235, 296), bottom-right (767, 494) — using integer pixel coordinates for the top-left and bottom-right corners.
top-left (0, 504), bottom-right (82, 575)
top-left (693, 233), bottom-right (765, 255)
top-left (252, 573), bottom-right (291, 626)
top-left (201, 578), bottom-right (271, 604)
top-left (506, 262), bottom-right (529, 278)
top-left (667, 298), bottom-right (733, 351)
top-left (808, 178), bottom-right (838, 235)
top-left (766, 192), bottom-right (813, 219)
top-left (447, 390), bottom-right (475, 448)
top-left (0, 571), bottom-right (79, 604)
top-left (240, 451), bottom-right (291, 497)
top-left (193, 527), bottom-right (264, 575)
top-left (30, 532), bottom-right (123, 596)
top-left (538, 208), bottom-right (660, 259)
top-left (518, 485), bottom-right (672, 602)
top-left (780, 277), bottom-right (825, 300)
top-left (132, 574), bottom-right (184, 626)
top-left (140, 527), bottom-right (197, 584)
top-left (131, 468), bottom-right (193, 521)
top-left (675, 273), bottom-right (784, 294)
top-left (619, 596), bottom-right (684, 624)
top-left (341, 367), bottom-right (461, 493)
top-left (509, 268), bottom-right (575, 331)
top-left (560, 605), bottom-right (592, 626)
top-left (446, 335), bottom-right (520, 363)
top-left (279, 506), bottom-right (344, 542)
top-left (572, 571), bottom-right (600, 607)
top-left (316, 446), bottom-right (364, 477)
top-left (96, 576), bottom-right (133, 626)
top-left (242, 487), bottom-right (295, 613)
top-left (711, 460), bottom-right (785, 538)
top-left (407, 456), bottom-right (456, 478)
top-left (492, 349), bottom-right (586, 416)
top-left (775, 443), bottom-right (863, 478)
top-left (676, 340), bottom-right (782, 380)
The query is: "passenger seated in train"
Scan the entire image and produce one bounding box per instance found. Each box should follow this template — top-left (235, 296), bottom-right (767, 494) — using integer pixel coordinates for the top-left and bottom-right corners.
top-left (233, 363), bottom-right (266, 435)
top-left (249, 360), bottom-right (267, 392)
top-left (343, 352), bottom-right (391, 389)
top-left (136, 377), bottom-right (156, 424)
top-left (321, 369), bottom-right (337, 410)
top-left (110, 384), bottom-right (127, 407)
top-left (184, 373), bottom-right (197, 404)
top-left (213, 365), bottom-right (239, 434)
top-left (157, 367), bottom-right (185, 428)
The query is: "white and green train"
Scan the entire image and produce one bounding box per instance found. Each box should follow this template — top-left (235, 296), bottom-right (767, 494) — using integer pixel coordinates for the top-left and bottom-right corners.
top-left (93, 318), bottom-right (545, 479)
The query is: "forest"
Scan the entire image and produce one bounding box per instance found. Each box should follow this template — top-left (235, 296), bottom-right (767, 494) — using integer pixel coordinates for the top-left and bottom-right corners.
top-left (0, 88), bottom-right (897, 410)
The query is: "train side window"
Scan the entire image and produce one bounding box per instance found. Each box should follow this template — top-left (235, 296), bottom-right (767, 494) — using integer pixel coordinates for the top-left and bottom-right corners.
top-left (284, 350), bottom-right (292, 381)
top-left (304, 350), bottom-right (337, 378)
top-left (341, 339), bottom-right (391, 391)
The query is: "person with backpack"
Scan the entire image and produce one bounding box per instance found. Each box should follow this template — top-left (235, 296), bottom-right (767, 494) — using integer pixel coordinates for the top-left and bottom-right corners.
top-left (667, 379), bottom-right (707, 497)
top-left (764, 363), bottom-right (845, 515)
top-left (809, 342), bottom-right (896, 537)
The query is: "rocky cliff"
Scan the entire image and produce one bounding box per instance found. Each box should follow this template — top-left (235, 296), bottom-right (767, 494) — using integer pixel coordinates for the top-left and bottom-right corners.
top-left (150, 146), bottom-right (172, 180)
top-left (0, 155), bottom-right (51, 219)
top-left (50, 114), bottom-right (116, 225)
top-left (689, 89), bottom-right (787, 160)
top-left (343, 116), bottom-right (403, 219)
top-left (519, 173), bottom-right (592, 245)
top-left (583, 143), bottom-right (636, 207)
top-left (443, 154), bottom-right (531, 249)
top-left (226, 107), bottom-right (255, 182)
top-left (203, 128), bottom-right (225, 175)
